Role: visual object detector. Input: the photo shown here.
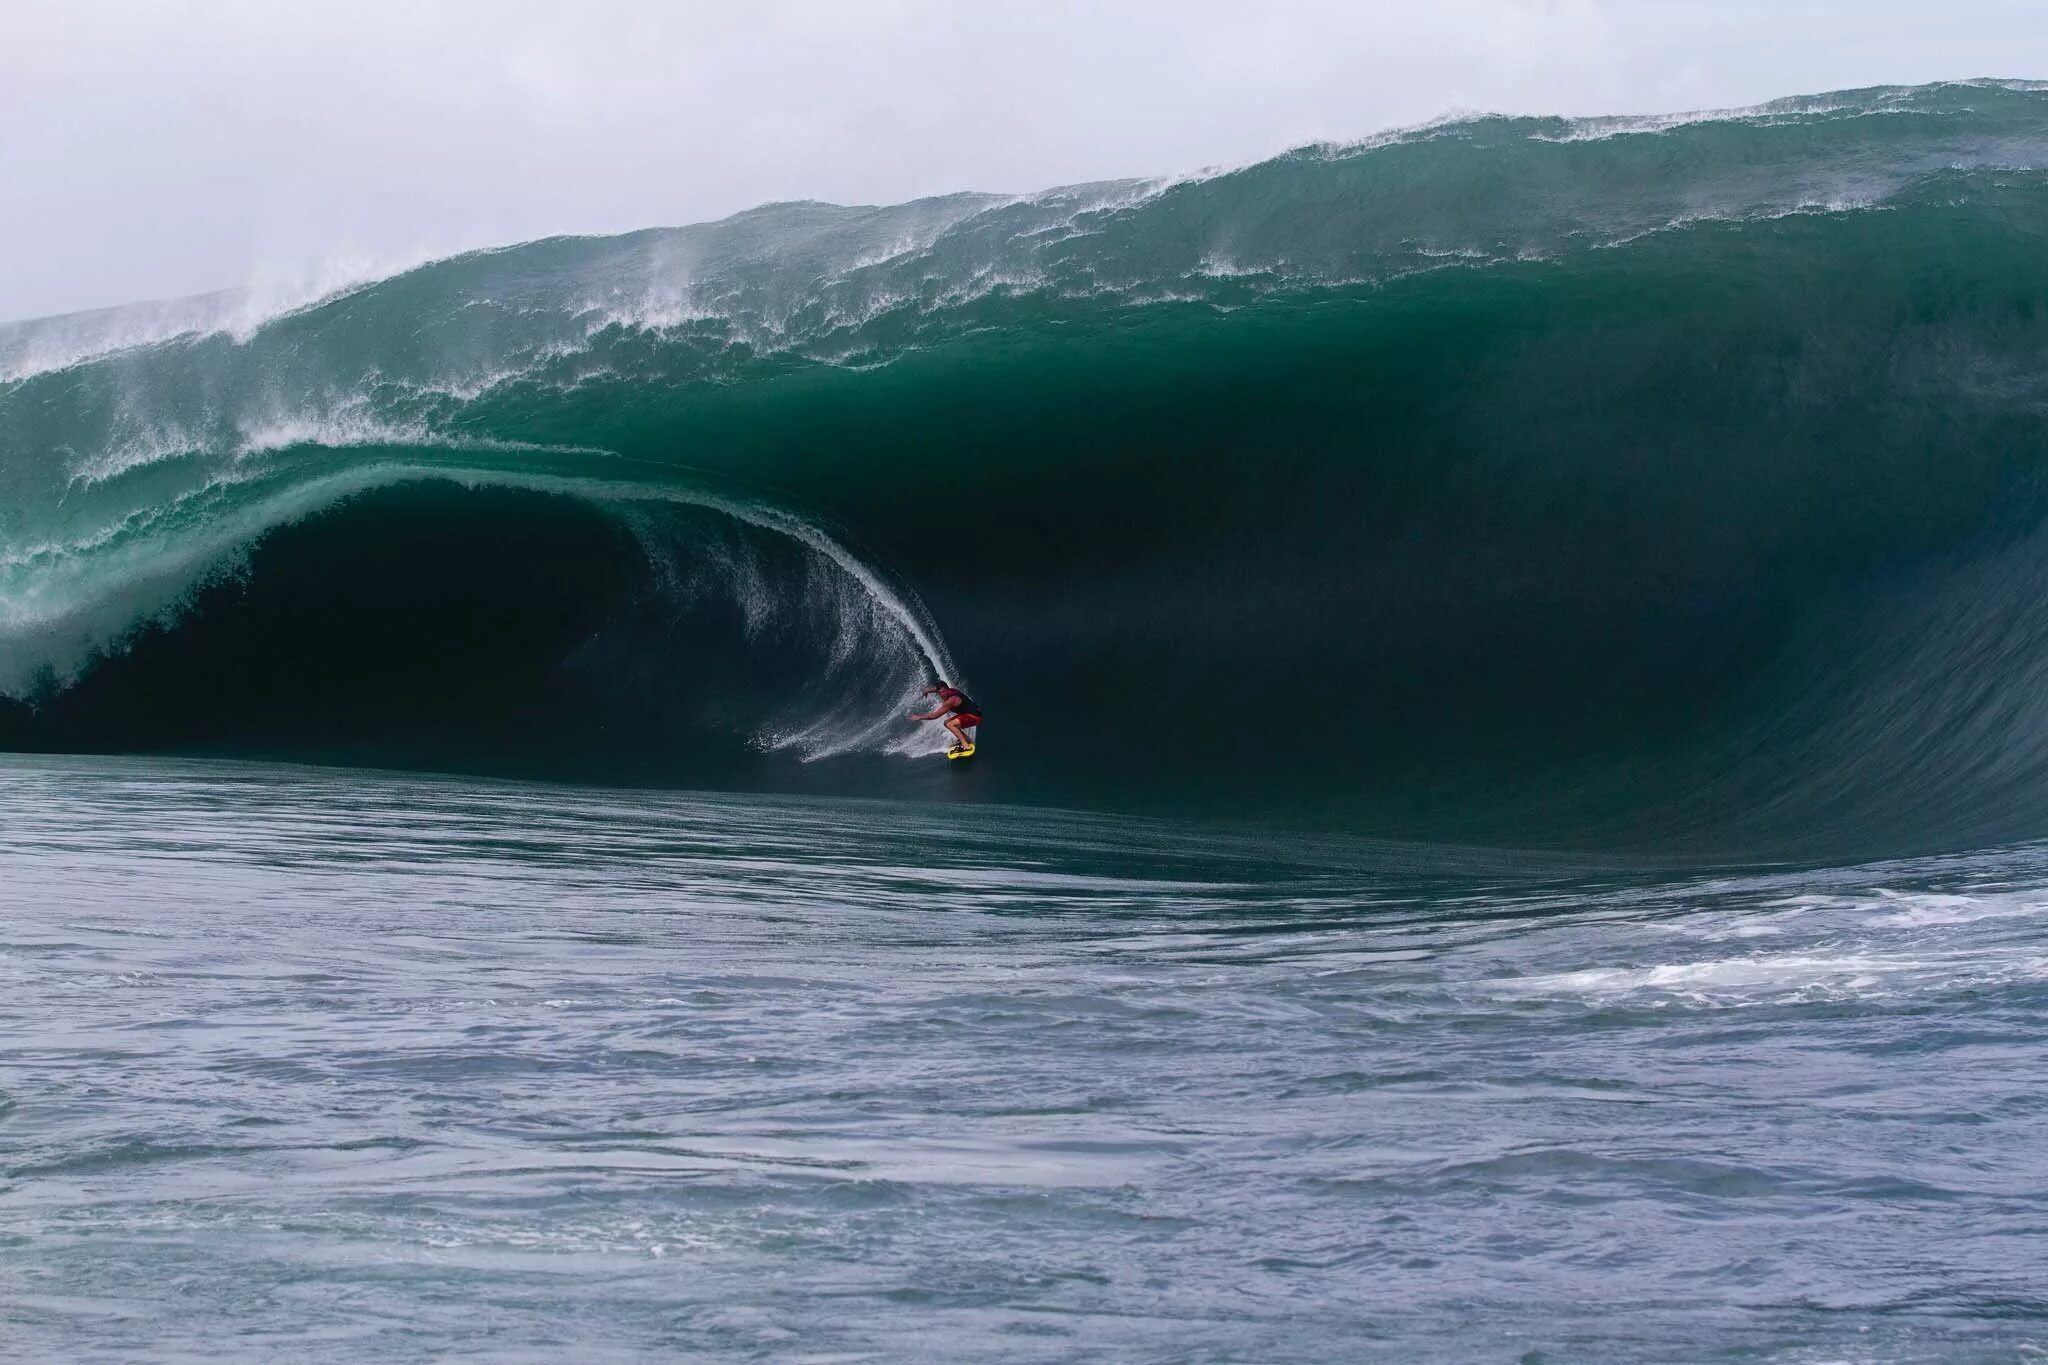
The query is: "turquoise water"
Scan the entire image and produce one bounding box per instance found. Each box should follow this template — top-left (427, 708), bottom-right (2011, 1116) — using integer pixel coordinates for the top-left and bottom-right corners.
top-left (9, 82), bottom-right (2048, 853)
top-left (5, 754), bottom-right (2046, 1361)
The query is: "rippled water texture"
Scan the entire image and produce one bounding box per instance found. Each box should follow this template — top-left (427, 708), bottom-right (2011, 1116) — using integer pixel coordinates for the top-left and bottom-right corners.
top-left (4, 755), bottom-right (2045, 1360)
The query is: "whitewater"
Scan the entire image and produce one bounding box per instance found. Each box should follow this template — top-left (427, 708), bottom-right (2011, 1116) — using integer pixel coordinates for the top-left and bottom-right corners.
top-left (6, 82), bottom-right (2048, 1361)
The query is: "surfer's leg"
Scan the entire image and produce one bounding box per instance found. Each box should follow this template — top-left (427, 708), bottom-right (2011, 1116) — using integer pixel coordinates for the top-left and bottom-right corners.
top-left (945, 716), bottom-right (971, 750)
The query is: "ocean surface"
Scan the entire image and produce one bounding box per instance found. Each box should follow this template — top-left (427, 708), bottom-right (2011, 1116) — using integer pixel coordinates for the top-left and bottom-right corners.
top-left (9, 79), bottom-right (2048, 1359)
top-left (4, 754), bottom-right (2046, 1361)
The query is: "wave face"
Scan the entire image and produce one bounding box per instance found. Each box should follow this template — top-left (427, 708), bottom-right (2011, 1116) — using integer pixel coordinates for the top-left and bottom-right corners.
top-left (8, 80), bottom-right (2048, 856)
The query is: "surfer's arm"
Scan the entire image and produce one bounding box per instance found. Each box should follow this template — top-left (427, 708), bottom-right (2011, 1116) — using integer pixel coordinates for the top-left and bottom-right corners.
top-left (907, 696), bottom-right (960, 721)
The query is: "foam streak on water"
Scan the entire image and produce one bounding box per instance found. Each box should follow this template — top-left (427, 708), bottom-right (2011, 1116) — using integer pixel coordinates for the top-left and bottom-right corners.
top-left (3, 755), bottom-right (2045, 1361)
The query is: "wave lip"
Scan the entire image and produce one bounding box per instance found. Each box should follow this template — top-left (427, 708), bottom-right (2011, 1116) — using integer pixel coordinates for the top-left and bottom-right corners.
top-left (0, 257), bottom-right (414, 385)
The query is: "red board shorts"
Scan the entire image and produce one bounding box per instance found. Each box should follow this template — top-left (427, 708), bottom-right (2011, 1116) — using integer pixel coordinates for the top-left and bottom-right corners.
top-left (953, 713), bottom-right (983, 728)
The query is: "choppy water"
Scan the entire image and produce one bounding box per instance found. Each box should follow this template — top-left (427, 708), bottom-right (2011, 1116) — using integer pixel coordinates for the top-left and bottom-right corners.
top-left (5, 754), bottom-right (2045, 1361)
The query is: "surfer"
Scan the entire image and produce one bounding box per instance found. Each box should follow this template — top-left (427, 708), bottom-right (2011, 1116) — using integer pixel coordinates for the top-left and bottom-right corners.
top-left (910, 682), bottom-right (982, 757)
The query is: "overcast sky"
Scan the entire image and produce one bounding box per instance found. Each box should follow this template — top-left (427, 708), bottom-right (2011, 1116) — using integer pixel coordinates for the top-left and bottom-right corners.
top-left (3, 0), bottom-right (2045, 322)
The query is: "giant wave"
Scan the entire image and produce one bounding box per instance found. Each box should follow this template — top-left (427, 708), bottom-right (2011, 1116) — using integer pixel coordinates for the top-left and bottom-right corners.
top-left (7, 80), bottom-right (2048, 858)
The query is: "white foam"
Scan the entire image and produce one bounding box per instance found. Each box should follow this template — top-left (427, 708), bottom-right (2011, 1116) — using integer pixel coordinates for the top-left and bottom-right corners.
top-left (575, 291), bottom-right (726, 337)
top-left (1290, 110), bottom-right (1488, 164)
top-left (232, 411), bottom-right (435, 458)
top-left (563, 177), bottom-right (1184, 356)
top-left (1724, 887), bottom-right (2048, 931)
top-left (1497, 947), bottom-right (2048, 1008)
top-left (1517, 84), bottom-right (1993, 146)
top-left (1528, 100), bottom-right (1863, 145)
top-left (0, 253), bottom-right (414, 385)
top-left (1864, 889), bottom-right (2048, 929)
top-left (59, 392), bottom-right (583, 489)
top-left (62, 423), bottom-right (214, 486)
top-left (698, 493), bottom-right (952, 684)
top-left (1588, 197), bottom-right (1891, 253)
